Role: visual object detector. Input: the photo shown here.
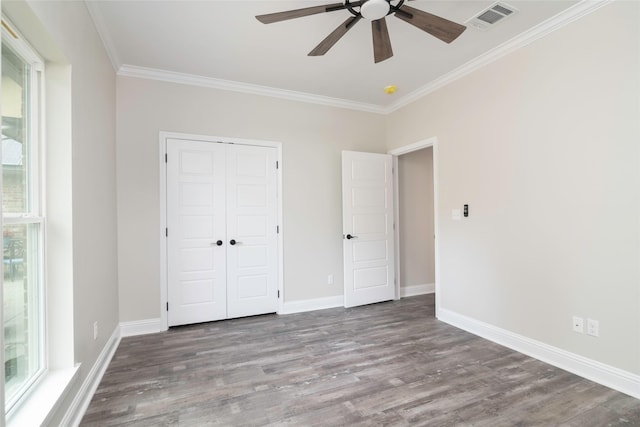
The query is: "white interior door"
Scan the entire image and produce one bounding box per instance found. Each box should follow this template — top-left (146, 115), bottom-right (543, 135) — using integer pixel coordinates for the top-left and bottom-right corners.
top-left (167, 140), bottom-right (279, 326)
top-left (226, 145), bottom-right (279, 318)
top-left (167, 139), bottom-right (227, 326)
top-left (342, 151), bottom-right (395, 308)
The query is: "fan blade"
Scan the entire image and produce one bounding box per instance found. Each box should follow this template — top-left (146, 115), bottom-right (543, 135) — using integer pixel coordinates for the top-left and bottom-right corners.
top-left (256, 3), bottom-right (346, 24)
top-left (309, 15), bottom-right (362, 56)
top-left (372, 18), bottom-right (393, 63)
top-left (395, 5), bottom-right (466, 43)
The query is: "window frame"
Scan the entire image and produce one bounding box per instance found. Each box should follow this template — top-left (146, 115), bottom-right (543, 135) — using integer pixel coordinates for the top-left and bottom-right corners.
top-left (1, 16), bottom-right (47, 415)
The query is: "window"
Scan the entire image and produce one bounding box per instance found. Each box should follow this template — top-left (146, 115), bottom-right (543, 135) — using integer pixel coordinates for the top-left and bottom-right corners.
top-left (1, 19), bottom-right (45, 412)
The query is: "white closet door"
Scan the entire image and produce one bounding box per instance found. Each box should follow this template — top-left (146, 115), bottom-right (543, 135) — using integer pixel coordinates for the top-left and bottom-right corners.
top-left (167, 139), bottom-right (227, 326)
top-left (226, 144), bottom-right (279, 318)
top-left (342, 151), bottom-right (395, 308)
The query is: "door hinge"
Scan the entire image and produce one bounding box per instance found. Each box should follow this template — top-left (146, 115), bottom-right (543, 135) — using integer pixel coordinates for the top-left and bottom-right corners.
top-left (166, 302), bottom-right (169, 311)
top-left (393, 223), bottom-right (395, 230)
top-left (165, 153), bottom-right (168, 163)
top-left (277, 290), bottom-right (280, 298)
top-left (166, 228), bottom-right (168, 237)
top-left (277, 225), bottom-right (280, 234)
top-left (276, 161), bottom-right (279, 169)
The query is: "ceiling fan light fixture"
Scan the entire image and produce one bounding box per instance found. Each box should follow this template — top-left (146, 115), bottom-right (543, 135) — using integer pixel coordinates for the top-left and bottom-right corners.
top-left (256, 1), bottom-right (467, 63)
top-left (360, 0), bottom-right (390, 21)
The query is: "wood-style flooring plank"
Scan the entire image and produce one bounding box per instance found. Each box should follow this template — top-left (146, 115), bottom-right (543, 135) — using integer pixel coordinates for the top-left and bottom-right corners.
top-left (81, 295), bottom-right (640, 426)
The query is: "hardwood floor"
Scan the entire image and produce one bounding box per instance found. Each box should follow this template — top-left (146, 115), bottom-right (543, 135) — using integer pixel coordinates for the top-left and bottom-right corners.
top-left (82, 295), bottom-right (640, 426)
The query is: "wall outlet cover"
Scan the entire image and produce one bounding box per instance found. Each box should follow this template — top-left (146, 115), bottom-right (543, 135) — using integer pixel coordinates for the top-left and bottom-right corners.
top-left (587, 319), bottom-right (599, 337)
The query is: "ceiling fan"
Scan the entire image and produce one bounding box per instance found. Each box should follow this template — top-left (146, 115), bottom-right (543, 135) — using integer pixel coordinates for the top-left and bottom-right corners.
top-left (256, 0), bottom-right (466, 64)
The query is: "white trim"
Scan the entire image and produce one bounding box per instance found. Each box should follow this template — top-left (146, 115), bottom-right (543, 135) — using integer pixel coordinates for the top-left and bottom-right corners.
top-left (432, 142), bottom-right (441, 317)
top-left (438, 308), bottom-right (640, 400)
top-left (400, 283), bottom-right (435, 298)
top-left (60, 325), bottom-right (121, 427)
top-left (159, 134), bottom-right (168, 332)
top-left (389, 137), bottom-right (440, 314)
top-left (84, 1), bottom-right (121, 71)
top-left (280, 295), bottom-right (344, 315)
top-left (120, 319), bottom-right (162, 338)
top-left (105, 2), bottom-right (609, 115)
top-left (388, 138), bottom-right (437, 156)
top-left (0, 15), bottom-right (45, 67)
top-left (7, 366), bottom-right (79, 427)
top-left (392, 155), bottom-right (400, 300)
top-left (385, 0), bottom-right (612, 113)
top-left (159, 132), bottom-right (284, 330)
top-left (276, 144), bottom-right (284, 315)
top-left (119, 65), bottom-right (386, 115)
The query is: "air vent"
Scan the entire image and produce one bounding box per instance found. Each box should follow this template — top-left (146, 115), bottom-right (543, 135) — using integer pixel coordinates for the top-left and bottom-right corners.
top-left (468, 2), bottom-right (517, 31)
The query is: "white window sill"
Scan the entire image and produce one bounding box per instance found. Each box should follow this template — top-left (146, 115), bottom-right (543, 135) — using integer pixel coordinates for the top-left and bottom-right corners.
top-left (7, 364), bottom-right (80, 427)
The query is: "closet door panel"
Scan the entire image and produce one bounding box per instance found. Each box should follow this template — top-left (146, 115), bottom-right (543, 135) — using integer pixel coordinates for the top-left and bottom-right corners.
top-left (167, 139), bottom-right (227, 326)
top-left (226, 145), bottom-right (279, 318)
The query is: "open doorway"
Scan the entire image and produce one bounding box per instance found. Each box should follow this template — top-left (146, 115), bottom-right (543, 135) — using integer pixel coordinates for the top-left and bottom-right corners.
top-left (390, 138), bottom-right (439, 312)
top-left (398, 147), bottom-right (435, 295)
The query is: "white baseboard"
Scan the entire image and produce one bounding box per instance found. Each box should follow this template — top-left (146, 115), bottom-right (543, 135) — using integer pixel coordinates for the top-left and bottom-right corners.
top-left (438, 308), bottom-right (640, 400)
top-left (60, 325), bottom-right (121, 427)
top-left (120, 318), bottom-right (163, 337)
top-left (400, 283), bottom-right (435, 298)
top-left (280, 287), bottom-right (435, 314)
top-left (280, 295), bottom-right (344, 315)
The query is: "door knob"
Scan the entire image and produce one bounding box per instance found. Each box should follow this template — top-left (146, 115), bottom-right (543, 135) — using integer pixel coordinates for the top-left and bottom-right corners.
top-left (216, 240), bottom-right (223, 246)
top-left (230, 239), bottom-right (237, 245)
top-left (346, 234), bottom-right (357, 240)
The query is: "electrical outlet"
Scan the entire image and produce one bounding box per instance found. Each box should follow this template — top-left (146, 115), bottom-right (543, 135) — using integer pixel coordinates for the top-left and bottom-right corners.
top-left (572, 316), bottom-right (584, 333)
top-left (93, 321), bottom-right (99, 340)
top-left (327, 274), bottom-right (334, 285)
top-left (587, 319), bottom-right (599, 337)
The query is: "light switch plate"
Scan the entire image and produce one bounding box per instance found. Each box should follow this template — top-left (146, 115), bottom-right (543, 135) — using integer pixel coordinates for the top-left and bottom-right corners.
top-left (572, 316), bottom-right (584, 333)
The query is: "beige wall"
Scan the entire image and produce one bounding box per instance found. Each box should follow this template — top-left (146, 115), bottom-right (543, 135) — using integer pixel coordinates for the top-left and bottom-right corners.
top-left (7, 0), bottom-right (120, 422)
top-left (116, 77), bottom-right (387, 321)
top-left (398, 147), bottom-right (435, 288)
top-left (1, 0), bottom-right (636, 421)
top-left (387, 2), bottom-right (640, 374)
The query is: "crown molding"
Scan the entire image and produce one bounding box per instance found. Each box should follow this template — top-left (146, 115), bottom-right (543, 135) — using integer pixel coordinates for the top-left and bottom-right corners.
top-left (109, 0), bottom-right (608, 115)
top-left (84, 0), bottom-right (121, 71)
top-left (384, 0), bottom-right (612, 114)
top-left (118, 65), bottom-right (387, 115)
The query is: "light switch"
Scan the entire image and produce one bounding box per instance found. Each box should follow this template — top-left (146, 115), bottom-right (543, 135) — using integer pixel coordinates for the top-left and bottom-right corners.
top-left (452, 209), bottom-right (461, 220)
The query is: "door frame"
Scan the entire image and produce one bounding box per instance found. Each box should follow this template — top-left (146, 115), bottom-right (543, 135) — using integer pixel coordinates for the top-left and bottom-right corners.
top-left (388, 137), bottom-right (440, 315)
top-left (159, 131), bottom-right (284, 331)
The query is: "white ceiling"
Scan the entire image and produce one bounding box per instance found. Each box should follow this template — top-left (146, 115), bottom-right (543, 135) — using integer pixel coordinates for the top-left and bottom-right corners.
top-left (86, 0), bottom-right (583, 111)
